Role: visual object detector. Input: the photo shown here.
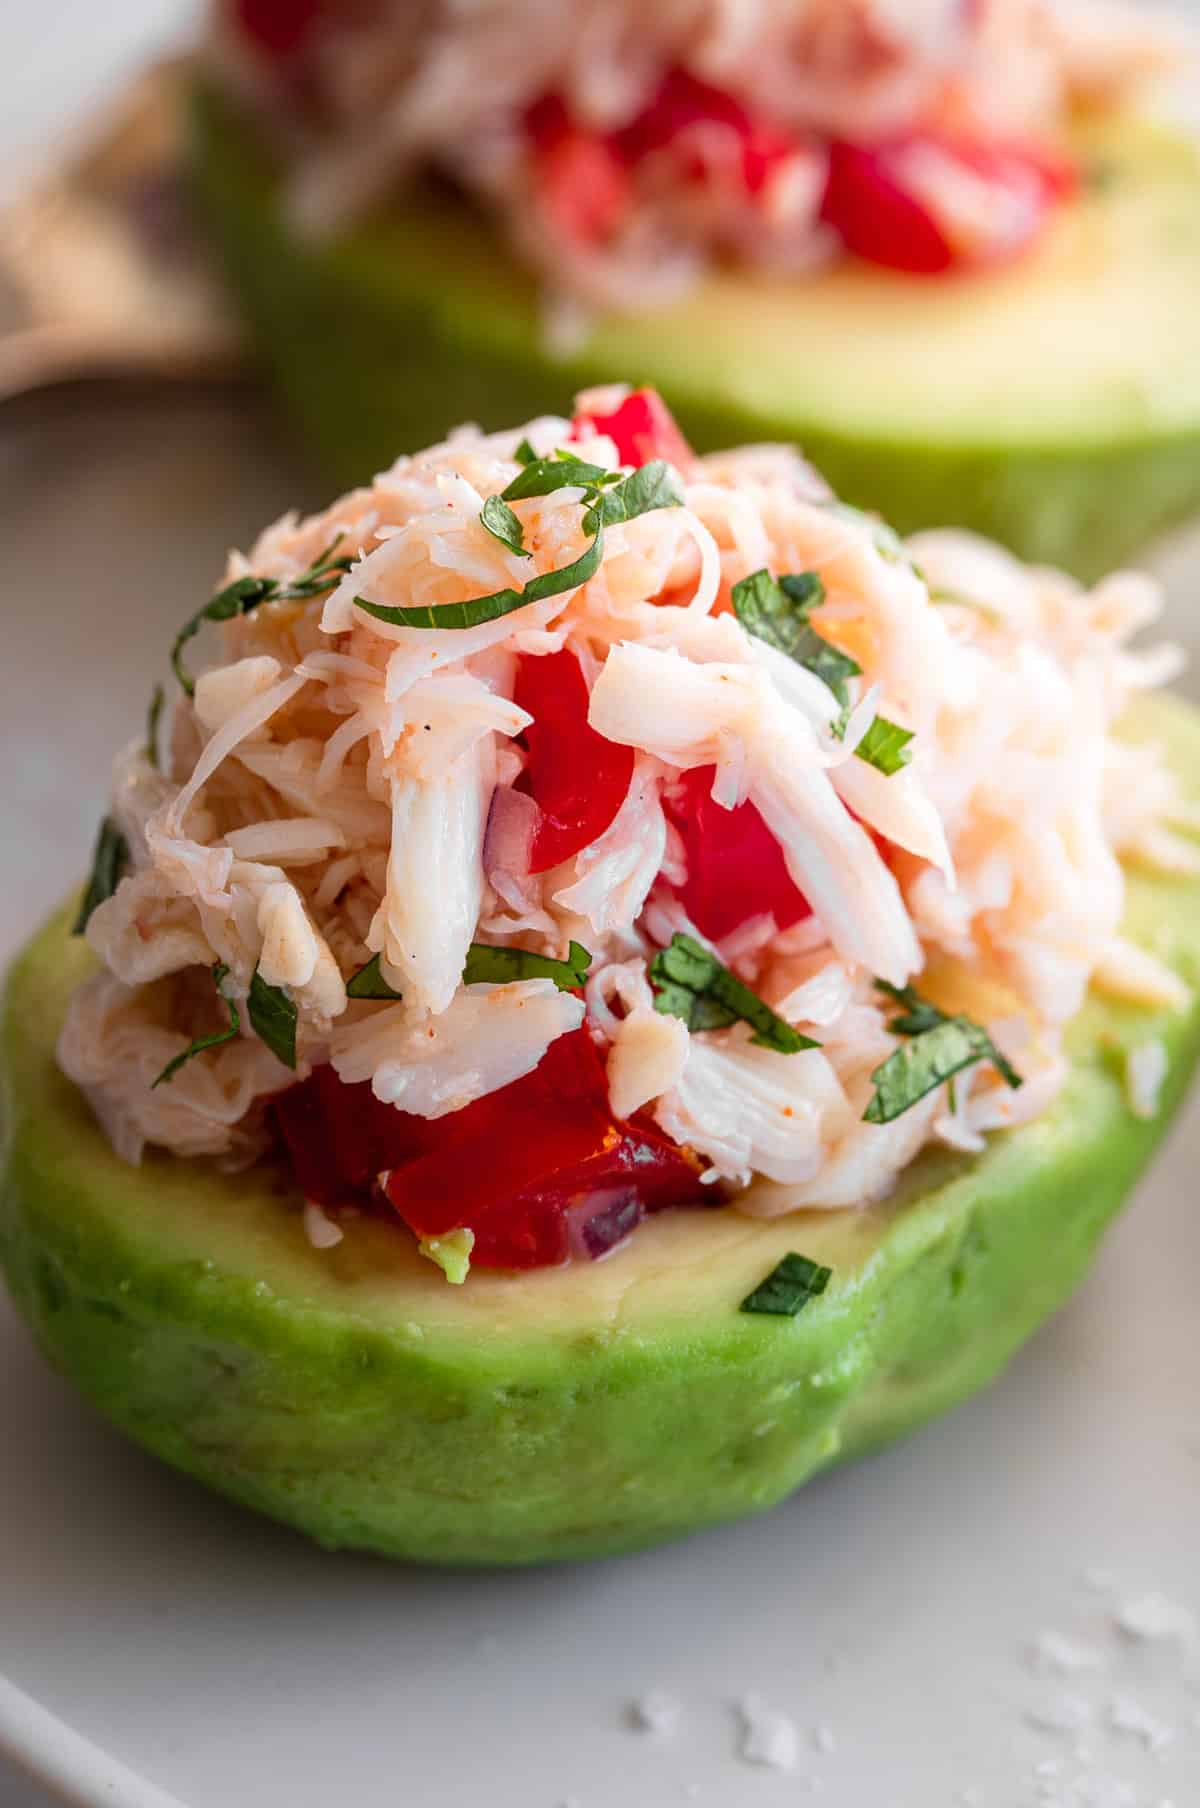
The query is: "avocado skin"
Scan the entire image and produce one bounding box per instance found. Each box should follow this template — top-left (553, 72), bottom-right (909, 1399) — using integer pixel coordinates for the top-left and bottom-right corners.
top-left (189, 83), bottom-right (1200, 582)
top-left (3, 696), bottom-right (1199, 1566)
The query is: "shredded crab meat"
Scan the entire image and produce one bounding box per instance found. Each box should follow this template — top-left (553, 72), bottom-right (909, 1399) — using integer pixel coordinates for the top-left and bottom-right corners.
top-left (210, 0), bottom-right (1187, 314)
top-left (59, 397), bottom-right (1193, 1223)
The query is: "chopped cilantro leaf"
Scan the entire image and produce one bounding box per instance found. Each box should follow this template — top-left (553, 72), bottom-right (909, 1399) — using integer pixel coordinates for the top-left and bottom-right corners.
top-left (345, 954), bottom-right (402, 1000)
top-left (172, 537), bottom-right (353, 695)
top-left (346, 941), bottom-right (593, 999)
top-left (479, 494), bottom-right (531, 558)
top-left (732, 567), bottom-right (880, 723)
top-left (650, 933), bottom-right (819, 1054)
top-left (248, 969), bottom-right (298, 1069)
top-left (145, 684), bottom-right (165, 770)
top-left (73, 817), bottom-right (129, 935)
top-left (500, 452), bottom-right (610, 502)
top-left (354, 524), bottom-right (604, 631)
top-left (741, 1252), bottom-right (832, 1317)
top-left (152, 963), bottom-right (239, 1088)
top-left (463, 940), bottom-right (592, 991)
top-left (582, 459), bottom-right (684, 534)
top-left (863, 980), bottom-right (1022, 1124)
top-left (849, 714), bottom-right (915, 776)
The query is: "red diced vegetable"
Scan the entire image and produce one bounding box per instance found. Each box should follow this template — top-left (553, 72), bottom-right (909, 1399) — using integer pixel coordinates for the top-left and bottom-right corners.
top-left (572, 388), bottom-right (694, 472)
top-left (664, 765), bottom-right (811, 943)
top-left (514, 650), bottom-right (634, 873)
top-left (821, 130), bottom-right (1073, 275)
top-left (232, 0), bottom-right (325, 58)
top-left (615, 69), bottom-right (798, 198)
top-left (274, 1029), bottom-right (703, 1272)
top-left (526, 96), bottom-right (632, 245)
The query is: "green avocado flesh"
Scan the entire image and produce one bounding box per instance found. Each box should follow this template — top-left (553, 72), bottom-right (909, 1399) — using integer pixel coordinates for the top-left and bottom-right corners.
top-left (191, 82), bottom-right (1200, 579)
top-left (2, 694), bottom-right (1199, 1565)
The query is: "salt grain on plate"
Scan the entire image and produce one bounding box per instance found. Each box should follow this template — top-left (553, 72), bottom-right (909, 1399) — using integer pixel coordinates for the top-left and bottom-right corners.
top-left (1026, 1692), bottom-right (1095, 1736)
top-left (735, 1693), bottom-right (798, 1771)
top-left (1030, 1633), bottom-right (1107, 1677)
top-left (302, 1200), bottom-right (343, 1249)
top-left (629, 1690), bottom-right (681, 1737)
top-left (1107, 1693), bottom-right (1174, 1754)
top-left (1114, 1592), bottom-right (1196, 1645)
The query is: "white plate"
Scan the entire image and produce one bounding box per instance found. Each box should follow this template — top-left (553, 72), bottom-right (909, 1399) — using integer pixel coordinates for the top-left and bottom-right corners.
top-left (2, 387), bottom-right (1199, 1808)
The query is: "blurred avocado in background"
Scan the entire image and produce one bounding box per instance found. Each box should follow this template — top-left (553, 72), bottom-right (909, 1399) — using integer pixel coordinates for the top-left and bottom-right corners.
top-left (190, 0), bottom-right (1200, 579)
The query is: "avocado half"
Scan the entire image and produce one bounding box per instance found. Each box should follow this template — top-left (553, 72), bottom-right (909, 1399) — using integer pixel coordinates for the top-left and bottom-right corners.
top-left (190, 82), bottom-right (1200, 580)
top-left (2, 695), bottom-right (1199, 1566)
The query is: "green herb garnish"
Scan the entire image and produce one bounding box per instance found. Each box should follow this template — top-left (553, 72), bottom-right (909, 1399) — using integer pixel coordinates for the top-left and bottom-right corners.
top-left (345, 953), bottom-right (402, 1000)
top-left (741, 1252), bottom-right (832, 1317)
top-left (152, 963), bottom-right (239, 1087)
top-left (732, 567), bottom-right (912, 771)
top-left (863, 980), bottom-right (1022, 1124)
top-left (513, 438), bottom-right (538, 465)
top-left (171, 537), bottom-right (354, 695)
top-left (73, 817), bottom-right (129, 934)
top-left (248, 969), bottom-right (298, 1069)
top-left (844, 712), bottom-right (915, 777)
top-left (650, 933), bottom-right (819, 1054)
top-left (480, 495), bottom-right (531, 559)
top-left (145, 684), bottom-right (165, 770)
top-left (462, 940), bottom-right (591, 991)
top-left (731, 568), bottom-right (860, 707)
top-left (353, 452), bottom-right (683, 634)
top-left (346, 940), bottom-right (593, 1000)
top-left (355, 526), bottom-right (606, 632)
top-left (500, 452), bottom-right (611, 501)
top-left (581, 459), bottom-right (685, 534)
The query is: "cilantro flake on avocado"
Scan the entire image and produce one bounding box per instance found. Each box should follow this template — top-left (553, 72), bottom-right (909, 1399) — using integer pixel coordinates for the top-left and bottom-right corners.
top-left (741, 1252), bottom-right (832, 1317)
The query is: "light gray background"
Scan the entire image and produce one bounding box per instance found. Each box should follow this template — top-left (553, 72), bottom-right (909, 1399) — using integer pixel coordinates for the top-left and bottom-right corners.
top-left (1, 6), bottom-right (1198, 1806)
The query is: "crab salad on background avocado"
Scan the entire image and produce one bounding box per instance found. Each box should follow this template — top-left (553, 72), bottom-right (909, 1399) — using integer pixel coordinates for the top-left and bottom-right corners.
top-left (192, 0), bottom-right (1200, 573)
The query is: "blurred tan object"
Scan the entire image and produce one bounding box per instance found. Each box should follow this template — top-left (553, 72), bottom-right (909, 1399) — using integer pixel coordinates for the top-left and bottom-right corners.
top-left (0, 57), bottom-right (243, 401)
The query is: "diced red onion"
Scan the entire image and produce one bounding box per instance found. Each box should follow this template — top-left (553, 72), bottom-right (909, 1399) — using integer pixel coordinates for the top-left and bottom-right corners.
top-left (566, 1186), bottom-right (644, 1260)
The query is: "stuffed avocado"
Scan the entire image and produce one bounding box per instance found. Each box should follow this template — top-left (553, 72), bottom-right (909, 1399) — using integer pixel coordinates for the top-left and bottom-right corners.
top-left (3, 388), bottom-right (1199, 1565)
top-left (191, 1), bottom-right (1200, 577)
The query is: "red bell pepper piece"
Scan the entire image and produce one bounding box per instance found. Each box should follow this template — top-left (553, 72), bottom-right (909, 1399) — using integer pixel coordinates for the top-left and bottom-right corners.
top-left (231, 0), bottom-right (325, 58)
top-left (664, 765), bottom-right (811, 943)
top-left (514, 650), bottom-right (634, 873)
top-left (572, 387), bottom-right (695, 473)
top-left (616, 69), bottom-right (800, 197)
top-left (821, 130), bottom-right (1075, 275)
top-left (273, 1030), bottom-right (703, 1271)
top-left (525, 95), bottom-right (632, 245)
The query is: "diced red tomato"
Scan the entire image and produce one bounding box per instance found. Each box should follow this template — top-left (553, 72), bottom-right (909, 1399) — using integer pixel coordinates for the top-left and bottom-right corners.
top-left (664, 765), bottom-right (811, 943)
top-left (571, 388), bottom-right (694, 473)
top-left (821, 129), bottom-right (1076, 275)
top-left (272, 1029), bottom-right (703, 1271)
top-left (514, 650), bottom-right (634, 873)
top-left (525, 95), bottom-right (632, 245)
top-left (231, 0), bottom-right (326, 58)
top-left (615, 68), bottom-right (799, 198)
